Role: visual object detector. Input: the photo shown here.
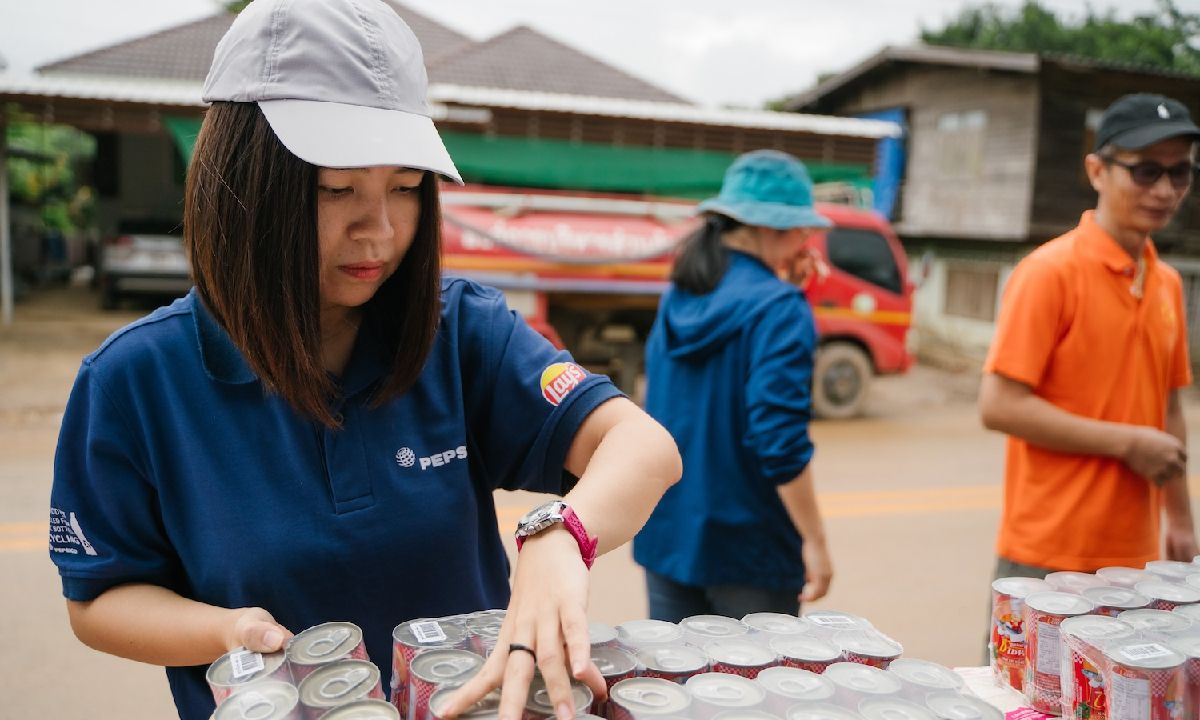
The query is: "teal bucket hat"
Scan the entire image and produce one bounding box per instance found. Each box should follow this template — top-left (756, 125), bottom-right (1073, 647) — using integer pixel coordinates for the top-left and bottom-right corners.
top-left (697, 149), bottom-right (832, 229)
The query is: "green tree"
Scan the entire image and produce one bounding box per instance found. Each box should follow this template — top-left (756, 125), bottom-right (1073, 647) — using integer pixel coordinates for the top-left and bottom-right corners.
top-left (5, 104), bottom-right (96, 233)
top-left (921, 0), bottom-right (1200, 76)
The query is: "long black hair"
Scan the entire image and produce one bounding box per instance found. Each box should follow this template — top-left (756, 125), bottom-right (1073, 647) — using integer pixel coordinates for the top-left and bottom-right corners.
top-left (670, 214), bottom-right (744, 295)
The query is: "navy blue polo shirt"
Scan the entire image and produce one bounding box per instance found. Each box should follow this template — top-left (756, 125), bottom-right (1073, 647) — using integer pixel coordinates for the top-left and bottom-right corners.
top-left (49, 279), bottom-right (621, 720)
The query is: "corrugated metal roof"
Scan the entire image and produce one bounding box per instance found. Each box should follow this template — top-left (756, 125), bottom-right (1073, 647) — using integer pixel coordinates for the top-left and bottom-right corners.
top-left (34, 3), bottom-right (472, 82)
top-left (430, 85), bottom-right (900, 138)
top-left (785, 44), bottom-right (1039, 111)
top-left (0, 72), bottom-right (205, 107)
top-left (0, 71), bottom-right (899, 138)
top-left (427, 25), bottom-right (687, 104)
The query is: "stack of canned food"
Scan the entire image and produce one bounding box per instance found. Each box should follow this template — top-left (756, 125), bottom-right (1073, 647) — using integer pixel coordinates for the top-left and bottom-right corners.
top-left (989, 558), bottom-right (1200, 717)
top-left (413, 609), bottom-right (1006, 720)
top-left (207, 620), bottom-right (394, 719)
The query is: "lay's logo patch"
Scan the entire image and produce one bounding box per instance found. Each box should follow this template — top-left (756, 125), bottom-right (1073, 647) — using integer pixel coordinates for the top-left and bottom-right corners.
top-left (540, 362), bottom-right (587, 406)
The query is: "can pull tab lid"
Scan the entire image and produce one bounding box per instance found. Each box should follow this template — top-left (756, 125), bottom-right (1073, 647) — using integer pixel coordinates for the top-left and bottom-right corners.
top-left (776, 679), bottom-right (810, 694)
top-left (595, 658), bottom-right (616, 673)
top-left (235, 691), bottom-right (276, 720)
top-left (308, 628), bottom-right (352, 658)
top-left (624, 689), bottom-right (671, 708)
top-left (698, 683), bottom-right (743, 701)
top-left (319, 667), bottom-right (370, 700)
top-left (432, 657), bottom-right (478, 679)
top-left (692, 621), bottom-right (734, 636)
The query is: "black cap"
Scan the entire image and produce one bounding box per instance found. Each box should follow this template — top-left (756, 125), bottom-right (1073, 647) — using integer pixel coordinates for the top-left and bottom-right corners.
top-left (1095, 93), bottom-right (1200, 151)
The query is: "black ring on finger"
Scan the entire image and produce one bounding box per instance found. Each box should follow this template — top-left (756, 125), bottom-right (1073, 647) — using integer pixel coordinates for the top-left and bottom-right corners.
top-left (508, 642), bottom-right (537, 661)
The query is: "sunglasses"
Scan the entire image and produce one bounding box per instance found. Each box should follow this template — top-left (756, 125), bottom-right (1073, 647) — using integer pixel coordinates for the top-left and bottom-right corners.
top-left (1099, 156), bottom-right (1199, 189)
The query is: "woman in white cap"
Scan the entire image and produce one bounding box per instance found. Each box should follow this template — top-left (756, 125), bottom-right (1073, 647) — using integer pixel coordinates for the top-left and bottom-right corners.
top-left (46, 2), bottom-right (680, 719)
top-left (634, 150), bottom-right (834, 621)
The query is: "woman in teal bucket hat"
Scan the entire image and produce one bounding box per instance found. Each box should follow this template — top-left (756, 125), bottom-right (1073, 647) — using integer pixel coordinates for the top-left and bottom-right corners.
top-left (633, 149), bottom-right (834, 620)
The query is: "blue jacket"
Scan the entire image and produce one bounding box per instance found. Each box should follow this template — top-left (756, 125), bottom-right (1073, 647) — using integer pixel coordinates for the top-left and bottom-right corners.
top-left (49, 280), bottom-right (620, 720)
top-left (634, 250), bottom-right (817, 591)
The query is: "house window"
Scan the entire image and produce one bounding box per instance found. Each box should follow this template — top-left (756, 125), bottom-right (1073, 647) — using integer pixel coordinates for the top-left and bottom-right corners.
top-left (944, 263), bottom-right (999, 321)
top-left (935, 110), bottom-right (988, 177)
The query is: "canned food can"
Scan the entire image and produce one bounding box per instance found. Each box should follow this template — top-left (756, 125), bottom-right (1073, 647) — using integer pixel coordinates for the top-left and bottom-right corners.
top-left (801, 611), bottom-right (872, 636)
top-left (1096, 566), bottom-right (1157, 588)
top-left (679, 615), bottom-right (749, 646)
top-left (591, 645), bottom-right (639, 716)
top-left (857, 698), bottom-right (935, 720)
top-left (466, 614), bottom-right (505, 658)
top-left (213, 681), bottom-right (302, 720)
top-left (785, 703), bottom-right (863, 720)
top-left (710, 712), bottom-right (778, 720)
top-left (740, 613), bottom-right (811, 642)
top-left (589, 622), bottom-right (620, 649)
top-left (832, 629), bottom-right (903, 670)
top-left (287, 622), bottom-right (370, 682)
top-left (1167, 635), bottom-right (1200, 720)
top-left (1022, 591), bottom-right (1093, 714)
top-left (1172, 603), bottom-right (1200, 624)
top-left (321, 699), bottom-right (402, 720)
top-left (297, 659), bottom-right (385, 718)
top-left (408, 649), bottom-right (485, 720)
top-left (885, 658), bottom-right (962, 702)
top-left (616, 620), bottom-right (684, 649)
top-left (1081, 586), bottom-right (1151, 617)
top-left (702, 639), bottom-right (778, 678)
top-left (922, 692), bottom-right (1002, 720)
top-left (1145, 560), bottom-right (1199, 582)
top-left (1058, 614), bottom-right (1136, 720)
top-left (522, 676), bottom-right (593, 720)
top-left (636, 643), bottom-right (709, 684)
top-left (429, 687), bottom-right (500, 720)
top-left (1135, 579), bottom-right (1200, 612)
top-left (768, 635), bottom-right (841, 674)
top-left (1044, 571), bottom-right (1105, 594)
top-left (1118, 608), bottom-right (1195, 638)
top-left (989, 576), bottom-right (1051, 692)
top-left (393, 619), bottom-right (470, 718)
top-left (207, 648), bottom-right (292, 705)
top-left (822, 662), bottom-right (902, 706)
top-left (1104, 639), bottom-right (1186, 720)
top-left (685, 672), bottom-right (766, 720)
top-left (607, 677), bottom-right (691, 720)
top-left (755, 666), bottom-right (835, 714)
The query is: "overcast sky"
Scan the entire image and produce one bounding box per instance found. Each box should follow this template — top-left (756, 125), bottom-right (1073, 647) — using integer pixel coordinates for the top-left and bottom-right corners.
top-left (0, 0), bottom-right (1175, 107)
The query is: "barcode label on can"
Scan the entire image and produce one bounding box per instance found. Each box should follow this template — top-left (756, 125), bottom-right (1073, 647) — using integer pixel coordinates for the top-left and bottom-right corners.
top-left (412, 621), bottom-right (448, 644)
top-left (807, 614), bottom-right (854, 627)
top-left (230, 650), bottom-right (265, 679)
top-left (1122, 643), bottom-right (1171, 661)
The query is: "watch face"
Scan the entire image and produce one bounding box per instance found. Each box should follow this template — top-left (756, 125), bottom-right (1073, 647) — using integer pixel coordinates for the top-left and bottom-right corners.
top-left (518, 501), bottom-right (566, 537)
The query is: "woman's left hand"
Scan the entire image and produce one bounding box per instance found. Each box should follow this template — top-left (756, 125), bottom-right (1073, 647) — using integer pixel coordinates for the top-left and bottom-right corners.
top-left (437, 526), bottom-right (605, 720)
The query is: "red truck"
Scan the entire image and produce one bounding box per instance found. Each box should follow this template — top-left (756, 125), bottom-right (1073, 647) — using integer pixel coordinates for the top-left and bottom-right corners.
top-left (441, 184), bottom-right (912, 418)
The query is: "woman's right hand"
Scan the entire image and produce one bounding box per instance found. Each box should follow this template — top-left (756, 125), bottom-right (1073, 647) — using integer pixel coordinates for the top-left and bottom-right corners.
top-left (225, 607), bottom-right (293, 653)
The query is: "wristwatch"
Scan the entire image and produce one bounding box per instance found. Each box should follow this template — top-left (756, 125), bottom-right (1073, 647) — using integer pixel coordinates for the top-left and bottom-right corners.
top-left (514, 500), bottom-right (598, 569)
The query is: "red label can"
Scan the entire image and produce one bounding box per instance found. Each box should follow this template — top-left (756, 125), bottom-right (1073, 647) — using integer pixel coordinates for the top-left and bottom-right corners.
top-left (297, 659), bottom-right (385, 718)
top-left (207, 648), bottom-right (292, 706)
top-left (408, 649), bottom-right (484, 720)
top-left (287, 622), bottom-right (370, 684)
top-left (832, 629), bottom-right (902, 670)
top-left (768, 635), bottom-right (841, 675)
top-left (1021, 591), bottom-right (1094, 714)
top-left (636, 643), bottom-right (709, 684)
top-left (213, 681), bottom-right (303, 720)
top-left (522, 676), bottom-right (592, 720)
top-left (608, 677), bottom-right (691, 720)
top-left (392, 619), bottom-right (470, 718)
top-left (1135, 580), bottom-right (1200, 613)
top-left (1059, 614), bottom-right (1136, 720)
top-left (990, 577), bottom-right (1051, 692)
top-left (591, 645), bottom-right (638, 716)
top-left (702, 639), bottom-right (778, 679)
top-left (1104, 640), bottom-right (1186, 720)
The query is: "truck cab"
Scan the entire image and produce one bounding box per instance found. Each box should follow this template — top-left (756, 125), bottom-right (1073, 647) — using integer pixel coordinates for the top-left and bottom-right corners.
top-left (440, 185), bottom-right (912, 418)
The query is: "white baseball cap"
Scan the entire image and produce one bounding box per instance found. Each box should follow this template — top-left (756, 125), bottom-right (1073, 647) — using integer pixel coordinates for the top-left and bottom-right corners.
top-left (202, 0), bottom-right (462, 183)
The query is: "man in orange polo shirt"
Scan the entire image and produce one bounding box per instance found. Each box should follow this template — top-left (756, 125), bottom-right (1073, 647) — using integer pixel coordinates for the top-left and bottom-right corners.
top-left (980, 93), bottom-right (1199, 579)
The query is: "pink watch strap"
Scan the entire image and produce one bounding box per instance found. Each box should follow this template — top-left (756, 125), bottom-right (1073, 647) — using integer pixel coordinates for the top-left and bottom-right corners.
top-left (515, 504), bottom-right (599, 569)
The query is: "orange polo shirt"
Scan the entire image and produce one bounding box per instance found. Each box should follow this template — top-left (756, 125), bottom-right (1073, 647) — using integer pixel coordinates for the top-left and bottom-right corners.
top-left (985, 211), bottom-right (1192, 571)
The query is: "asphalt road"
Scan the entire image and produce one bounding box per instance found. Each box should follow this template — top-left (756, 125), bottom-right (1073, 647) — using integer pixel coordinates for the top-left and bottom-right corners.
top-left (2, 286), bottom-right (1198, 718)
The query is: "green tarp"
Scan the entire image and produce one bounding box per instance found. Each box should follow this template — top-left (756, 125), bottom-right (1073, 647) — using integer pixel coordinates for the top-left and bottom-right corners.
top-left (164, 116), bottom-right (871, 198)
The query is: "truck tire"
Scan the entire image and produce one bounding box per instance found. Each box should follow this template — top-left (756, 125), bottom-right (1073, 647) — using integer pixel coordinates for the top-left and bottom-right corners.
top-left (813, 341), bottom-right (872, 420)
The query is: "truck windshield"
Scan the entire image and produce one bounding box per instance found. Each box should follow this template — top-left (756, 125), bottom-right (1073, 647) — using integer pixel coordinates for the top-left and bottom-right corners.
top-left (825, 228), bottom-right (902, 295)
